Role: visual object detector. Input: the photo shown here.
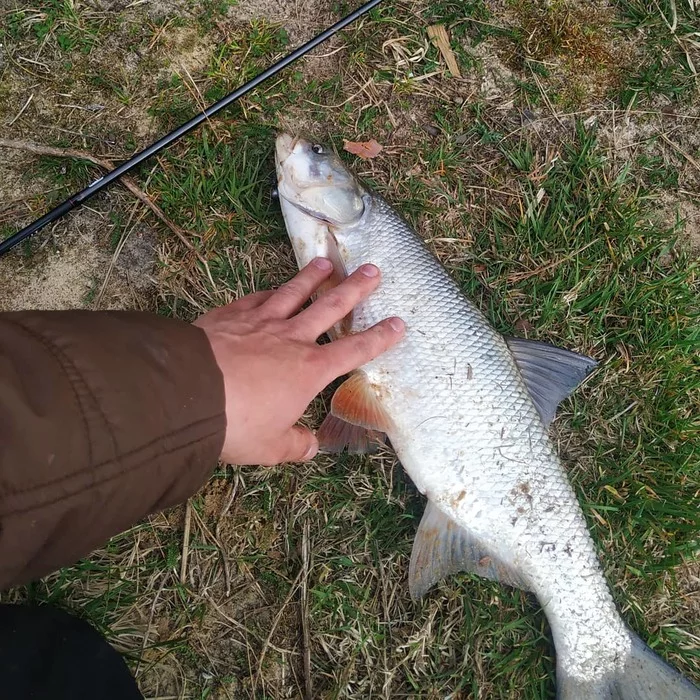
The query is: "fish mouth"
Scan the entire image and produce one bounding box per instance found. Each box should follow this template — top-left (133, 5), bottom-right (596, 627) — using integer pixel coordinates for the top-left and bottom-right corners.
top-left (274, 133), bottom-right (322, 220)
top-left (275, 133), bottom-right (300, 167)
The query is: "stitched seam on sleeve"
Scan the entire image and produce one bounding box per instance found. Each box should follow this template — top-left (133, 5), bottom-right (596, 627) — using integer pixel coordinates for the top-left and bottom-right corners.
top-left (1, 422), bottom-right (224, 517)
top-left (4, 317), bottom-right (94, 466)
top-left (3, 412), bottom-right (225, 498)
top-left (54, 343), bottom-right (119, 461)
top-left (9, 317), bottom-right (122, 460)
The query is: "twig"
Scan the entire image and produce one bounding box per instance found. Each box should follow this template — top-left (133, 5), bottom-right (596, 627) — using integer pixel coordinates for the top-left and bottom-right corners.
top-left (254, 567), bottom-right (305, 695)
top-left (506, 239), bottom-right (598, 283)
top-left (180, 500), bottom-right (192, 585)
top-left (300, 520), bottom-right (313, 700)
top-left (94, 202), bottom-right (146, 309)
top-left (0, 137), bottom-right (203, 259)
top-left (134, 576), bottom-right (168, 678)
top-left (658, 131), bottom-right (700, 173)
top-left (147, 16), bottom-right (175, 51)
top-left (529, 68), bottom-right (564, 127)
top-left (7, 94), bottom-right (34, 127)
top-left (215, 475), bottom-right (240, 598)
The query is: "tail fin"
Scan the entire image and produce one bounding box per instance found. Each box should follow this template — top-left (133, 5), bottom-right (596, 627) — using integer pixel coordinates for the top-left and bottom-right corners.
top-left (558, 632), bottom-right (700, 699)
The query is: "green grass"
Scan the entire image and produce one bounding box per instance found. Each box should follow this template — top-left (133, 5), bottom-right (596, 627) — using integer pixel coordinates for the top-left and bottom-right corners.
top-left (615, 0), bottom-right (700, 105)
top-left (2, 0), bottom-right (102, 53)
top-left (1, 1), bottom-right (699, 697)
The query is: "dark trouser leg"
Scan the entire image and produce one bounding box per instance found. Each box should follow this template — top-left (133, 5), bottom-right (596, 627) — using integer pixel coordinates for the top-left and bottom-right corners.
top-left (0, 604), bottom-right (144, 700)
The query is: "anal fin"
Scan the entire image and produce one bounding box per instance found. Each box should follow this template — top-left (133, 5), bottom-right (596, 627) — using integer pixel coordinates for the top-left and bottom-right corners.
top-left (316, 414), bottom-right (386, 454)
top-left (409, 501), bottom-right (530, 600)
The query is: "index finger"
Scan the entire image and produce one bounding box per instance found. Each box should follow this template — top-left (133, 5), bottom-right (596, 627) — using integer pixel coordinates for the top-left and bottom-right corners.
top-left (319, 317), bottom-right (406, 381)
top-left (260, 258), bottom-right (334, 319)
top-left (292, 264), bottom-right (382, 340)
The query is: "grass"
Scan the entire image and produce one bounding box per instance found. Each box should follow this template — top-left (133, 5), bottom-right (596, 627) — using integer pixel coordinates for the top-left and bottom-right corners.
top-left (1, 0), bottom-right (699, 698)
top-left (4, 1), bottom-right (102, 53)
top-left (615, 0), bottom-right (700, 105)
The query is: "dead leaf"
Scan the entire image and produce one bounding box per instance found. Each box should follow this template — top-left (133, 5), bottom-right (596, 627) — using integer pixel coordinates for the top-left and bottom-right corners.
top-left (343, 139), bottom-right (383, 159)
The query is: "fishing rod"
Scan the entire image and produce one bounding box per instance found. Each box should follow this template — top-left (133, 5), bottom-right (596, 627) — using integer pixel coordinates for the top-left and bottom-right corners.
top-left (0, 0), bottom-right (384, 258)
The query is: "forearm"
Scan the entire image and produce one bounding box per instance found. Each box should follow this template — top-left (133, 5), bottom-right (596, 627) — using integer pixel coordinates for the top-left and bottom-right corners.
top-left (0, 310), bottom-right (226, 590)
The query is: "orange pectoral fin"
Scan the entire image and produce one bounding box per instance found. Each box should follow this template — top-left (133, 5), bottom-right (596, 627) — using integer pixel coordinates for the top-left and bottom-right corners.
top-left (330, 372), bottom-right (393, 432)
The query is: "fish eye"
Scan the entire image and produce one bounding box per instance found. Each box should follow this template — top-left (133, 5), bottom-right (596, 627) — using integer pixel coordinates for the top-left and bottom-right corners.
top-left (311, 144), bottom-right (324, 154)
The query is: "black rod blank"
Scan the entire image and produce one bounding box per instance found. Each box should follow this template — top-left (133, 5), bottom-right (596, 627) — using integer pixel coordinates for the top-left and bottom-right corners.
top-left (0, 0), bottom-right (383, 258)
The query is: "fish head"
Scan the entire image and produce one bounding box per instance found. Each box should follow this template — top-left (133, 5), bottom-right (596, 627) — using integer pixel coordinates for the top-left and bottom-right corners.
top-left (275, 134), bottom-right (366, 227)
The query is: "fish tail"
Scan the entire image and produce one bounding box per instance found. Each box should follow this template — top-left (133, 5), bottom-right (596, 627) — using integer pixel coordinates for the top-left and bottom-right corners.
top-left (557, 632), bottom-right (700, 699)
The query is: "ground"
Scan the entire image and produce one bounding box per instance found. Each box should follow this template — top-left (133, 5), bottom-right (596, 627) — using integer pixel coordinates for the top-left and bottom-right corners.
top-left (0, 0), bottom-right (699, 698)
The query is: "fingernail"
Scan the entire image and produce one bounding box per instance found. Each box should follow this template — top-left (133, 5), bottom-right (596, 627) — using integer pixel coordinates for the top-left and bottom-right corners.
top-left (303, 441), bottom-right (318, 460)
top-left (388, 317), bottom-right (405, 333)
top-left (313, 257), bottom-right (333, 270)
top-left (359, 264), bottom-right (379, 277)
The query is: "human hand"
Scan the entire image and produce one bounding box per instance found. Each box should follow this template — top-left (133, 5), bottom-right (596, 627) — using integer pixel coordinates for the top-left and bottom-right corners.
top-left (193, 258), bottom-right (405, 466)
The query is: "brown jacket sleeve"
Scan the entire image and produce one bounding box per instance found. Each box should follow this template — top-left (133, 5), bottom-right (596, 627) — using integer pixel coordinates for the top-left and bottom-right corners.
top-left (0, 310), bottom-right (226, 590)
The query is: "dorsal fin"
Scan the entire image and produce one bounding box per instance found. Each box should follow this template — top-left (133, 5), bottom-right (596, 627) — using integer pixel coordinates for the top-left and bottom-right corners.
top-left (505, 337), bottom-right (598, 426)
top-left (409, 501), bottom-right (530, 600)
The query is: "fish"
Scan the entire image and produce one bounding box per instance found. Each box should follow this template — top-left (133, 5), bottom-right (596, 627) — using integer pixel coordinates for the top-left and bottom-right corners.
top-left (274, 133), bottom-right (700, 699)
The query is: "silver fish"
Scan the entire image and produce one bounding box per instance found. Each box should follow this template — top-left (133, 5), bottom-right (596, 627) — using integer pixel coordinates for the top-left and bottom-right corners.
top-left (275, 133), bottom-right (700, 699)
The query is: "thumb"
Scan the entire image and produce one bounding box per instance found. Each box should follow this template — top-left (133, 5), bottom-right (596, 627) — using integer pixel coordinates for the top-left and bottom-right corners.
top-left (269, 426), bottom-right (318, 465)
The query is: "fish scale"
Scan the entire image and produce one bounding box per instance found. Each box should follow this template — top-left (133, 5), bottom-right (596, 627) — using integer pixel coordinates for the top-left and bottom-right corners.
top-left (338, 194), bottom-right (630, 680)
top-left (275, 133), bottom-right (700, 698)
